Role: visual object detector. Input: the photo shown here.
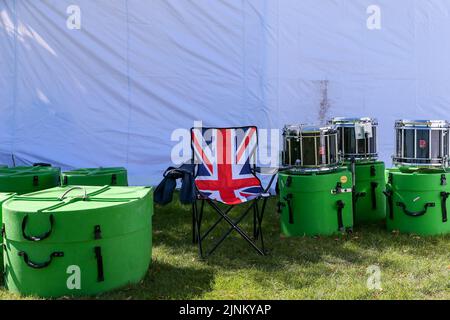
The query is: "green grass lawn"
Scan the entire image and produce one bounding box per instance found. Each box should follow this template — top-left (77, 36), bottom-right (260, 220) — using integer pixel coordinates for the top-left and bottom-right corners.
top-left (1, 195), bottom-right (449, 300)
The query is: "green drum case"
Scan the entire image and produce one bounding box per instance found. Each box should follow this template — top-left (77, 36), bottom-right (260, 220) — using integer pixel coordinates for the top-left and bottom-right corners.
top-left (0, 166), bottom-right (61, 194)
top-left (0, 193), bottom-right (16, 269)
top-left (278, 169), bottom-right (354, 236)
top-left (61, 167), bottom-right (128, 186)
top-left (385, 169), bottom-right (449, 235)
top-left (3, 185), bottom-right (153, 297)
top-left (352, 161), bottom-right (386, 223)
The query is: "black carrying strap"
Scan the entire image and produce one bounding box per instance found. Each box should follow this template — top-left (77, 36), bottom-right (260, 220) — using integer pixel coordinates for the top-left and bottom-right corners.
top-left (283, 194), bottom-right (294, 224)
top-left (94, 246), bottom-right (104, 282)
top-left (383, 190), bottom-right (394, 220)
top-left (371, 182), bottom-right (379, 210)
top-left (396, 202), bottom-right (435, 217)
top-left (440, 192), bottom-right (449, 223)
top-left (336, 200), bottom-right (345, 231)
top-left (22, 214), bottom-right (54, 242)
top-left (18, 251), bottom-right (63, 269)
top-left (33, 163), bottom-right (51, 167)
top-left (33, 175), bottom-right (39, 186)
top-left (111, 174), bottom-right (117, 185)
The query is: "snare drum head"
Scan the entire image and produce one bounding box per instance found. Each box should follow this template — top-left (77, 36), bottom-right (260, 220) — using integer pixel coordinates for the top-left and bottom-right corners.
top-left (395, 119), bottom-right (450, 128)
top-left (283, 125), bottom-right (303, 136)
top-left (330, 117), bottom-right (378, 126)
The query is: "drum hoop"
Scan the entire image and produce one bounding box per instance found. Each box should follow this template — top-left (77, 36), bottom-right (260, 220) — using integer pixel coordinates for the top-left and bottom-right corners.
top-left (395, 119), bottom-right (450, 128)
top-left (282, 163), bottom-right (342, 173)
top-left (331, 117), bottom-right (378, 126)
top-left (342, 153), bottom-right (378, 160)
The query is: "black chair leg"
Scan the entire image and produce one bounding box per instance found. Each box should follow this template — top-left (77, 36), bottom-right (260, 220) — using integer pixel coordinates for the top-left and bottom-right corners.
top-left (207, 201), bottom-right (265, 256)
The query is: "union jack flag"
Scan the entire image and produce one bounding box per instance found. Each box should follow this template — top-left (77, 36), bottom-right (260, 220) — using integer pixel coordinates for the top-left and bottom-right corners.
top-left (191, 126), bottom-right (264, 205)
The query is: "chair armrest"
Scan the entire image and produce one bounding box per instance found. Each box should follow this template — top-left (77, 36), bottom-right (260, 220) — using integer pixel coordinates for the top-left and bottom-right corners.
top-left (254, 167), bottom-right (278, 194)
top-left (254, 167), bottom-right (279, 175)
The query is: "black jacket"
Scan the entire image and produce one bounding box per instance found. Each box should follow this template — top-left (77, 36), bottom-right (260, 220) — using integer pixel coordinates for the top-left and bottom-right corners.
top-left (154, 164), bottom-right (196, 205)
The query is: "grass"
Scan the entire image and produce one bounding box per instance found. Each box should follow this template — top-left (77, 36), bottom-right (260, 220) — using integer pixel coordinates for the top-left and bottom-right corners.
top-left (0, 194), bottom-right (449, 300)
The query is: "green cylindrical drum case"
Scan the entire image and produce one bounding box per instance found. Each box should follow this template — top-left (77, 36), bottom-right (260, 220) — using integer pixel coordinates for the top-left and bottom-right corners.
top-left (351, 161), bottom-right (386, 223)
top-left (61, 167), bottom-right (128, 187)
top-left (385, 169), bottom-right (450, 235)
top-left (0, 166), bottom-right (61, 194)
top-left (278, 169), bottom-right (354, 236)
top-left (0, 192), bottom-right (16, 269)
top-left (3, 185), bottom-right (153, 297)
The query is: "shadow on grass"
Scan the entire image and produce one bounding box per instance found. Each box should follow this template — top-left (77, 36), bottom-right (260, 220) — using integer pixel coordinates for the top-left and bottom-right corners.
top-left (99, 259), bottom-right (214, 300)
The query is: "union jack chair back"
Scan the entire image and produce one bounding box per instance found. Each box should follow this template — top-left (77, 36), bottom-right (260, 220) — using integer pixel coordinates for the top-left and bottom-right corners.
top-left (190, 126), bottom-right (277, 258)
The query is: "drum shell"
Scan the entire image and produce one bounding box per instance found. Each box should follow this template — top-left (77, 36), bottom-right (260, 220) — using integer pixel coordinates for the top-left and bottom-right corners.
top-left (350, 161), bottom-right (386, 223)
top-left (0, 166), bottom-right (61, 194)
top-left (282, 128), bottom-right (339, 169)
top-left (393, 123), bottom-right (450, 167)
top-left (61, 167), bottom-right (128, 187)
top-left (337, 125), bottom-right (378, 160)
top-left (2, 186), bottom-right (153, 297)
top-left (385, 170), bottom-right (450, 235)
top-left (278, 169), bottom-right (353, 236)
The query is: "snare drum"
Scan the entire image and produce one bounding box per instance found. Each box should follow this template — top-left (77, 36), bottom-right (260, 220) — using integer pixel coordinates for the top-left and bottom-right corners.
top-left (330, 117), bottom-right (378, 161)
top-left (282, 124), bottom-right (340, 171)
top-left (393, 120), bottom-right (450, 168)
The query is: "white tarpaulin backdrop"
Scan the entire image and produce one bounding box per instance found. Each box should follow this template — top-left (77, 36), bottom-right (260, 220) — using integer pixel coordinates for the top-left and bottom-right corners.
top-left (1, 0), bottom-right (450, 185)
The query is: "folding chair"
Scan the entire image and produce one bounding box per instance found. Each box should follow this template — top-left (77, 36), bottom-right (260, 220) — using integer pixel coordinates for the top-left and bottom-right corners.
top-left (190, 126), bottom-right (277, 258)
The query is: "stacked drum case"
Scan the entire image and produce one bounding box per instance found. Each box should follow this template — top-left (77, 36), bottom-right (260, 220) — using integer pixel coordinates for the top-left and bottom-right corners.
top-left (385, 169), bottom-right (449, 235)
top-left (330, 118), bottom-right (386, 223)
top-left (279, 125), bottom-right (354, 236)
top-left (0, 192), bottom-right (16, 269)
top-left (0, 166), bottom-right (61, 194)
top-left (61, 167), bottom-right (128, 186)
top-left (386, 120), bottom-right (450, 236)
top-left (2, 185), bottom-right (153, 297)
top-left (279, 169), bottom-right (353, 236)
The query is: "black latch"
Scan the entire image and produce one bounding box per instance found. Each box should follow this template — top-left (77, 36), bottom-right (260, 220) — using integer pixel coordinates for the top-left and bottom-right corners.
top-left (111, 174), bottom-right (117, 186)
top-left (94, 225), bottom-right (102, 240)
top-left (335, 182), bottom-right (343, 194)
top-left (441, 174), bottom-right (447, 186)
top-left (370, 165), bottom-right (376, 177)
top-left (276, 201), bottom-right (285, 214)
top-left (1, 223), bottom-right (5, 237)
top-left (388, 173), bottom-right (393, 185)
top-left (33, 175), bottom-right (39, 186)
top-left (63, 176), bottom-right (68, 185)
top-left (286, 176), bottom-right (292, 188)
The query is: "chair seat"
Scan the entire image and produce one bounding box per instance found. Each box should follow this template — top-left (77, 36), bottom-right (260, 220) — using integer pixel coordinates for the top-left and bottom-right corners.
top-left (196, 178), bottom-right (264, 205)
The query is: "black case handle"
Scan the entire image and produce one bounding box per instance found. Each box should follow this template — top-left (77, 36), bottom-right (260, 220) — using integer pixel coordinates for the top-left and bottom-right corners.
top-left (283, 194), bottom-right (294, 224)
top-left (22, 214), bottom-right (55, 242)
top-left (396, 202), bottom-right (435, 217)
top-left (18, 251), bottom-right (63, 269)
top-left (336, 200), bottom-right (345, 232)
top-left (371, 182), bottom-right (379, 210)
top-left (383, 190), bottom-right (394, 220)
top-left (440, 192), bottom-right (449, 223)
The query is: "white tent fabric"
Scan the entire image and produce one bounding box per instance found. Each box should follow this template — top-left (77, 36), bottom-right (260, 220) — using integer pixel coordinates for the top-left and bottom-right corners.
top-left (1, 0), bottom-right (450, 185)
